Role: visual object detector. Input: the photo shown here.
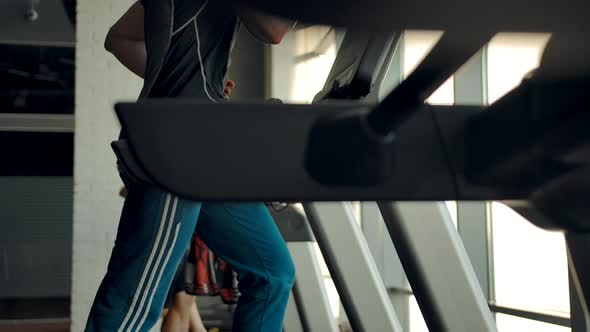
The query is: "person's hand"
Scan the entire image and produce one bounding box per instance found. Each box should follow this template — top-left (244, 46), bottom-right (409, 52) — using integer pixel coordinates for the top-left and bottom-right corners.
top-left (119, 187), bottom-right (128, 198)
top-left (224, 80), bottom-right (235, 97)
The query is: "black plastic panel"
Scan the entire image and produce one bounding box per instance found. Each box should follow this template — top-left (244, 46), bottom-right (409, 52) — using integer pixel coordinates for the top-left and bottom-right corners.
top-left (230, 0), bottom-right (589, 33)
top-left (0, 132), bottom-right (73, 176)
top-left (464, 78), bottom-right (590, 187)
top-left (115, 101), bottom-right (524, 201)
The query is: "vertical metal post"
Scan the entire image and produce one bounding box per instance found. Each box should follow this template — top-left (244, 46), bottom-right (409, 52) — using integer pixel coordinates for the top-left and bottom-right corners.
top-left (457, 202), bottom-right (491, 300)
top-left (454, 49), bottom-right (493, 302)
top-left (453, 49), bottom-right (488, 106)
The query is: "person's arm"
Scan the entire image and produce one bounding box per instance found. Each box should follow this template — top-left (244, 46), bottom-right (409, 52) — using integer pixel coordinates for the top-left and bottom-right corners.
top-left (104, 1), bottom-right (146, 78)
top-left (237, 7), bottom-right (296, 45)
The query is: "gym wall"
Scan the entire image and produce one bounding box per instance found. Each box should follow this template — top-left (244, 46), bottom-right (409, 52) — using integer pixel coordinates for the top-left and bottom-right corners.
top-left (71, 0), bottom-right (142, 330)
top-left (0, 0), bottom-right (75, 304)
top-left (0, 0), bottom-right (74, 46)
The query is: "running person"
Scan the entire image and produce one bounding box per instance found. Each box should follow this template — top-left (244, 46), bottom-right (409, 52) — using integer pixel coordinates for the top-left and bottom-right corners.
top-left (160, 79), bottom-right (239, 332)
top-left (86, 1), bottom-right (296, 331)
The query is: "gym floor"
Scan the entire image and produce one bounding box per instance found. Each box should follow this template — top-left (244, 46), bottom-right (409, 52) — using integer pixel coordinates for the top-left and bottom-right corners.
top-left (0, 298), bottom-right (69, 332)
top-left (0, 297), bottom-right (234, 332)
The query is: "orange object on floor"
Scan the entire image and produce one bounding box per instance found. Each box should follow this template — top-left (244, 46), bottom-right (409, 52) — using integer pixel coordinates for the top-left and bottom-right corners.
top-left (187, 234), bottom-right (240, 304)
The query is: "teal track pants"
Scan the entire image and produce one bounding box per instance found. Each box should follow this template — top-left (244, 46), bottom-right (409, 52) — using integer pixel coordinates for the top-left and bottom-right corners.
top-left (85, 184), bottom-right (295, 332)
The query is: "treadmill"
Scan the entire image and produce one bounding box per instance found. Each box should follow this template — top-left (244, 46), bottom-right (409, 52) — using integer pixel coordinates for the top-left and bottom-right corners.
top-left (111, 3), bottom-right (590, 331)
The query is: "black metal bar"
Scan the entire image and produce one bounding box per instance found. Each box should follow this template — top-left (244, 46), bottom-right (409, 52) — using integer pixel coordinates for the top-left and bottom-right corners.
top-left (231, 0), bottom-right (589, 33)
top-left (489, 304), bottom-right (571, 327)
top-left (387, 286), bottom-right (414, 296)
top-left (464, 77), bottom-right (590, 188)
top-left (291, 281), bottom-right (311, 332)
top-left (569, 262), bottom-right (590, 332)
top-left (566, 232), bottom-right (590, 326)
top-left (366, 31), bottom-right (492, 136)
top-left (381, 289), bottom-right (573, 327)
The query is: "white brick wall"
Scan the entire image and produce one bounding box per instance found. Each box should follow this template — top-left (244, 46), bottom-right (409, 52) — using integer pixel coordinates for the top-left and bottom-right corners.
top-left (71, 0), bottom-right (142, 330)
